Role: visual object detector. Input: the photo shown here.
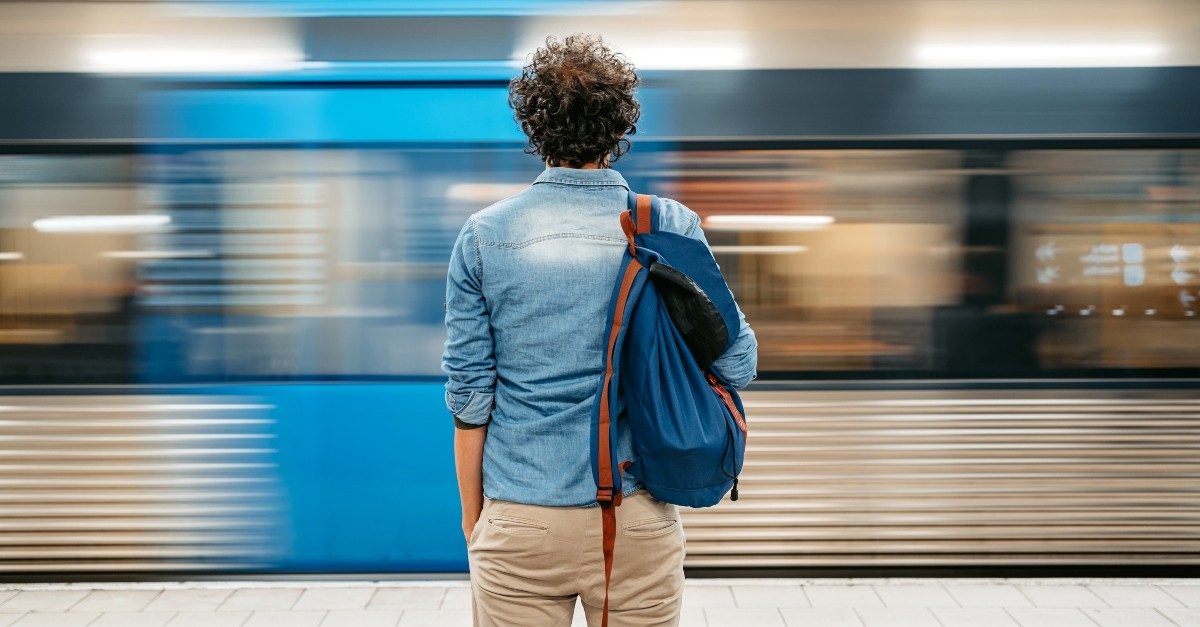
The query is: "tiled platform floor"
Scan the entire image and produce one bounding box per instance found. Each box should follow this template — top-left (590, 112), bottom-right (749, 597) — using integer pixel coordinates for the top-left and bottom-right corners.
top-left (1, 578), bottom-right (1197, 626)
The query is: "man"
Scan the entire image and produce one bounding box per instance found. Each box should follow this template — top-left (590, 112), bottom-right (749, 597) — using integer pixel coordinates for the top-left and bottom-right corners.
top-left (443, 33), bottom-right (757, 627)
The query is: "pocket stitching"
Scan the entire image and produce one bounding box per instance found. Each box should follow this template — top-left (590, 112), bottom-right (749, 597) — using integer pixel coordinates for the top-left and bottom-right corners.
top-left (487, 514), bottom-right (549, 536)
top-left (619, 515), bottom-right (678, 538)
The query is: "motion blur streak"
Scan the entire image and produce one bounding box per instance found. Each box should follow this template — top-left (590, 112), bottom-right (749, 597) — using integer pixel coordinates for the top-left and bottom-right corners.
top-left (915, 42), bottom-right (1166, 68)
top-left (0, 0), bottom-right (1198, 575)
top-left (0, 396), bottom-right (281, 573)
top-left (31, 215), bottom-right (171, 234)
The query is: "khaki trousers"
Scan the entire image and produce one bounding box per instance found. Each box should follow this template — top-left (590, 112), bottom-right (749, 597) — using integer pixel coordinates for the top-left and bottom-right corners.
top-left (467, 489), bottom-right (685, 627)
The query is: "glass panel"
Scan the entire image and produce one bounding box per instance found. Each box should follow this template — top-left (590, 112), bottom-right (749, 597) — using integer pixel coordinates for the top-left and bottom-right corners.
top-left (0, 155), bottom-right (138, 383)
top-left (5, 146), bottom-right (1198, 384)
top-left (1010, 149), bottom-right (1200, 371)
top-left (646, 149), bottom-right (966, 375)
top-left (136, 147), bottom-right (534, 381)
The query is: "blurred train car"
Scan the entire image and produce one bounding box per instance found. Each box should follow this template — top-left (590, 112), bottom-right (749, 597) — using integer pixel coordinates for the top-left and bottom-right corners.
top-left (0, 0), bottom-right (1199, 576)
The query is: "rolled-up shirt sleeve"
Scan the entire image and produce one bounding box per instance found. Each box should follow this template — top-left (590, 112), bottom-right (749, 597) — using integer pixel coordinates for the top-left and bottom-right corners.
top-left (670, 200), bottom-right (759, 389)
top-left (710, 318), bottom-right (758, 390)
top-left (442, 218), bottom-right (496, 428)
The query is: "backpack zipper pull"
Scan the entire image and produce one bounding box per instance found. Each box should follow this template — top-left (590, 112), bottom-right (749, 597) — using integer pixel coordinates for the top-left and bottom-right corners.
top-left (731, 478), bottom-right (739, 501)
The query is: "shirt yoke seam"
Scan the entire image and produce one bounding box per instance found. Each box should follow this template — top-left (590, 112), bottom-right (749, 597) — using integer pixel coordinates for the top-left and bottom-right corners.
top-left (477, 232), bottom-right (627, 250)
top-left (532, 179), bottom-right (630, 188)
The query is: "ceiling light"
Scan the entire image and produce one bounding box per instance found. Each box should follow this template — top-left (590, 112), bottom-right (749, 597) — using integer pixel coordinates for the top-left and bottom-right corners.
top-left (519, 33), bottom-right (751, 71)
top-left (710, 245), bottom-right (809, 254)
top-left (915, 42), bottom-right (1165, 68)
top-left (704, 215), bottom-right (834, 231)
top-left (102, 250), bottom-right (215, 259)
top-left (33, 215), bottom-right (171, 233)
top-left (84, 45), bottom-right (304, 74)
top-left (0, 252), bottom-right (24, 261)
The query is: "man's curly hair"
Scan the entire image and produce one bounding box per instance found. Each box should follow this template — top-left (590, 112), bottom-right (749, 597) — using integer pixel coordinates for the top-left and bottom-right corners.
top-left (509, 34), bottom-right (640, 168)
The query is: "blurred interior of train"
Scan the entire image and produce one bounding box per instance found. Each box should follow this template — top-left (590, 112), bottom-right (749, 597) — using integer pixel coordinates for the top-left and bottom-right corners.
top-left (4, 147), bottom-right (1199, 383)
top-left (1, 0), bottom-right (1198, 575)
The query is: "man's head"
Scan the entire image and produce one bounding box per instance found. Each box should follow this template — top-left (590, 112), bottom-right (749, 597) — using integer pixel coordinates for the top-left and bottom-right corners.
top-left (509, 34), bottom-right (641, 168)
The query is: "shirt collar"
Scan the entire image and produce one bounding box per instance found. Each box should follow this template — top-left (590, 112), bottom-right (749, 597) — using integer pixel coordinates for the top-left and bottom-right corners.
top-left (533, 167), bottom-right (630, 189)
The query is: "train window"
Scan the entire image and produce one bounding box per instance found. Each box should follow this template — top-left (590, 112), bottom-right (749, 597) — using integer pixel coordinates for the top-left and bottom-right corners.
top-left (4, 146), bottom-right (1197, 384)
top-left (649, 150), bottom-right (967, 376)
top-left (0, 154), bottom-right (138, 384)
top-left (1010, 149), bottom-right (1200, 373)
top-left (137, 147), bottom-right (535, 382)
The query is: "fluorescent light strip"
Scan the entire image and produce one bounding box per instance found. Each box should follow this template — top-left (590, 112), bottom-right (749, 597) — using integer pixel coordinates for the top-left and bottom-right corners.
top-left (915, 42), bottom-right (1165, 68)
top-left (84, 48), bottom-right (304, 74)
top-left (0, 252), bottom-right (24, 261)
top-left (705, 215), bottom-right (834, 231)
top-left (103, 250), bottom-right (215, 259)
top-left (710, 245), bottom-right (808, 254)
top-left (33, 215), bottom-right (171, 233)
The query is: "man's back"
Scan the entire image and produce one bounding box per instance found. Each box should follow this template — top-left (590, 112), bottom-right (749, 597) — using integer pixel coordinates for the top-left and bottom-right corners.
top-left (444, 166), bottom-right (713, 506)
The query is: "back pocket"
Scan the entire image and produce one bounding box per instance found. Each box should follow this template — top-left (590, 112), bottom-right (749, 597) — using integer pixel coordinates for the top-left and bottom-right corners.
top-left (620, 516), bottom-right (678, 538)
top-left (488, 514), bottom-right (550, 536)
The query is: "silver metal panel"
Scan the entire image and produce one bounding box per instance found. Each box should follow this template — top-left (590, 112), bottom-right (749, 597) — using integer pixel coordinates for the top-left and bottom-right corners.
top-left (0, 395), bottom-right (282, 572)
top-left (681, 389), bottom-right (1200, 567)
top-left (5, 388), bottom-right (1197, 572)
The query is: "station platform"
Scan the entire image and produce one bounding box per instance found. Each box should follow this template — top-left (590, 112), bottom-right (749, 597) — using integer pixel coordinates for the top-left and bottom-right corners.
top-left (1, 578), bottom-right (1197, 627)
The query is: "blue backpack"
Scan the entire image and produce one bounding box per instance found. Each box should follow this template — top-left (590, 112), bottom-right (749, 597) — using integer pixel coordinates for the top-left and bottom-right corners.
top-left (590, 192), bottom-right (748, 625)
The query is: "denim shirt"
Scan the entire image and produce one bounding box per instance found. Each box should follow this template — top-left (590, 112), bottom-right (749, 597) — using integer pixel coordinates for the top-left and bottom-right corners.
top-left (443, 167), bottom-right (757, 507)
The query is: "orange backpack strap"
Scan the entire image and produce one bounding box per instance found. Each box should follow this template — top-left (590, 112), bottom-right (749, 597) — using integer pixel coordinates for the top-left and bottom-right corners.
top-left (596, 259), bottom-right (640, 507)
top-left (636, 193), bottom-right (652, 234)
top-left (596, 193), bottom-right (654, 627)
top-left (600, 459), bottom-right (634, 627)
top-left (597, 260), bottom-right (639, 627)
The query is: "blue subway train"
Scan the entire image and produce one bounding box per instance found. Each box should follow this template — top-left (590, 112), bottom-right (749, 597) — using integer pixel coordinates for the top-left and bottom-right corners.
top-left (2, 1), bottom-right (1200, 577)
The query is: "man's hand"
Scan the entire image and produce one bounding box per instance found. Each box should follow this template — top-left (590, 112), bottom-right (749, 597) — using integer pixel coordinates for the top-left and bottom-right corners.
top-left (463, 516), bottom-right (479, 544)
